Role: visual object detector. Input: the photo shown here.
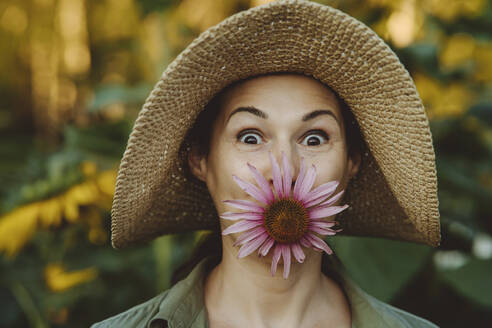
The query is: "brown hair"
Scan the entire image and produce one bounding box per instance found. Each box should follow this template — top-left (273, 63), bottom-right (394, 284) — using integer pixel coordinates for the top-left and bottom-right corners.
top-left (172, 73), bottom-right (364, 284)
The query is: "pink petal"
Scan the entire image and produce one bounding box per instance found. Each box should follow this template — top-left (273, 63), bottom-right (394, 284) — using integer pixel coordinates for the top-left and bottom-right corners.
top-left (222, 220), bottom-right (262, 235)
top-left (300, 236), bottom-right (311, 248)
top-left (316, 190), bottom-right (345, 208)
top-left (232, 175), bottom-right (270, 205)
top-left (293, 157), bottom-right (306, 200)
top-left (291, 243), bottom-right (305, 263)
top-left (238, 232), bottom-right (269, 258)
top-left (309, 220), bottom-right (337, 228)
top-left (303, 181), bottom-right (339, 207)
top-left (281, 152), bottom-right (292, 198)
top-left (234, 226), bottom-right (267, 246)
top-left (258, 237), bottom-right (275, 256)
top-left (269, 151), bottom-right (283, 199)
top-left (308, 204), bottom-right (349, 220)
top-left (247, 163), bottom-right (275, 204)
top-left (298, 165), bottom-right (317, 202)
top-left (305, 233), bottom-right (333, 255)
top-left (223, 199), bottom-right (264, 213)
top-left (281, 244), bottom-right (291, 279)
top-left (309, 226), bottom-right (337, 236)
top-left (220, 211), bottom-right (263, 221)
top-left (271, 244), bottom-right (282, 276)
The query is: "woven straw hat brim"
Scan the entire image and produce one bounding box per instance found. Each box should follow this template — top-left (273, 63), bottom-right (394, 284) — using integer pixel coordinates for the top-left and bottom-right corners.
top-left (111, 0), bottom-right (440, 249)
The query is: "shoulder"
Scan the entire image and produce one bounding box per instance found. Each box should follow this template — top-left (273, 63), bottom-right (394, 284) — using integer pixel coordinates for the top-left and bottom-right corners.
top-left (90, 290), bottom-right (170, 328)
top-left (380, 303), bottom-right (439, 328)
top-left (327, 258), bottom-right (439, 328)
top-left (364, 292), bottom-right (439, 328)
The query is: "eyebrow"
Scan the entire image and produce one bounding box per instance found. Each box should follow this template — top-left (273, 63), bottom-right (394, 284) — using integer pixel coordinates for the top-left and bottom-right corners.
top-left (226, 106), bottom-right (340, 126)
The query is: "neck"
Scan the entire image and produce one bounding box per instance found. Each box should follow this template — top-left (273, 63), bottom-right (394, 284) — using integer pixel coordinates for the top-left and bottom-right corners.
top-left (204, 236), bottom-right (349, 328)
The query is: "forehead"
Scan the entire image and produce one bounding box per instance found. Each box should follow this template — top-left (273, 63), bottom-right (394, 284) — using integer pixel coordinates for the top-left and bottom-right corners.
top-left (218, 73), bottom-right (342, 120)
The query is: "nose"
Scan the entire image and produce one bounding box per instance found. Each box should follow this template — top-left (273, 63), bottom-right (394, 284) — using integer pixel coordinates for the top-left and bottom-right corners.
top-left (267, 178), bottom-right (296, 189)
top-left (266, 148), bottom-right (300, 188)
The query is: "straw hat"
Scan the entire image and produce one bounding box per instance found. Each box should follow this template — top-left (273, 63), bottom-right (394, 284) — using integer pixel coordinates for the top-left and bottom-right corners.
top-left (110, 0), bottom-right (441, 249)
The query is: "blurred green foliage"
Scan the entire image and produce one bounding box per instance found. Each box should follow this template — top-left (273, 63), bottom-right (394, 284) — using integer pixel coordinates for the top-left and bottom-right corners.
top-left (0, 0), bottom-right (491, 327)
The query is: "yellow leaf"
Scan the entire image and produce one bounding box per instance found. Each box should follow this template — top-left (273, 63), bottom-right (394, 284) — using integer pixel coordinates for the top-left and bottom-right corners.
top-left (414, 72), bottom-right (474, 119)
top-left (439, 33), bottom-right (475, 70)
top-left (68, 182), bottom-right (99, 206)
top-left (250, 0), bottom-right (277, 7)
top-left (426, 0), bottom-right (460, 21)
top-left (414, 72), bottom-right (442, 106)
top-left (0, 5), bottom-right (28, 35)
top-left (433, 83), bottom-right (473, 118)
top-left (176, 0), bottom-right (236, 32)
top-left (462, 0), bottom-right (487, 18)
top-left (0, 203), bottom-right (40, 257)
top-left (371, 17), bottom-right (390, 41)
top-left (473, 42), bottom-right (492, 83)
top-left (89, 228), bottom-right (107, 245)
top-left (425, 0), bottom-right (485, 21)
top-left (61, 182), bottom-right (99, 223)
top-left (81, 161), bottom-right (97, 178)
top-left (96, 170), bottom-right (117, 197)
top-left (83, 204), bottom-right (108, 245)
top-left (44, 263), bottom-right (98, 292)
top-left (90, 0), bottom-right (139, 42)
top-left (62, 195), bottom-right (79, 223)
top-left (39, 198), bottom-right (63, 228)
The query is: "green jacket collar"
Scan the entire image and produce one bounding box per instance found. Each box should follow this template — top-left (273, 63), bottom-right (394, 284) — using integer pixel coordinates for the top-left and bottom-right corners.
top-left (148, 255), bottom-right (438, 328)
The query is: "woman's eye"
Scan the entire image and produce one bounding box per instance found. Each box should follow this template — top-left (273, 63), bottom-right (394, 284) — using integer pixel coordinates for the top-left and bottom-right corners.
top-left (301, 131), bottom-right (329, 146)
top-left (238, 131), bottom-right (263, 144)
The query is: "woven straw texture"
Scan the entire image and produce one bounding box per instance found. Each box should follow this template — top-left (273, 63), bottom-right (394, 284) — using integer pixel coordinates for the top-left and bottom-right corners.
top-left (111, 0), bottom-right (440, 249)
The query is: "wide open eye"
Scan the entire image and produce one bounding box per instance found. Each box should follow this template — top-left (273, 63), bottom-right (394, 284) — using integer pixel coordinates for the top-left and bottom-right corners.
top-left (238, 130), bottom-right (263, 145)
top-left (301, 130), bottom-right (329, 146)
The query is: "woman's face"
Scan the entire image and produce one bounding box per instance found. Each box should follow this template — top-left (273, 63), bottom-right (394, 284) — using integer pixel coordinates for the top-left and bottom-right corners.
top-left (189, 74), bottom-right (360, 232)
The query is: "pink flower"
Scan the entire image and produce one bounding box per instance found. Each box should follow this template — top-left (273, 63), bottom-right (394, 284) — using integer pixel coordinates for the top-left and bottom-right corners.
top-left (220, 151), bottom-right (348, 279)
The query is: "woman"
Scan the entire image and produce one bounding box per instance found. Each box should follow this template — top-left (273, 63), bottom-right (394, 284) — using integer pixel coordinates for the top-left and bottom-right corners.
top-left (187, 73), bottom-right (358, 327)
top-left (92, 1), bottom-right (440, 327)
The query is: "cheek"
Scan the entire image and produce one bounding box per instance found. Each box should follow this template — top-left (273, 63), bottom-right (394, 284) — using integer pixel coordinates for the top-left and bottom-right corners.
top-left (204, 144), bottom-right (249, 212)
top-left (316, 161), bottom-right (345, 182)
top-left (312, 147), bottom-right (350, 190)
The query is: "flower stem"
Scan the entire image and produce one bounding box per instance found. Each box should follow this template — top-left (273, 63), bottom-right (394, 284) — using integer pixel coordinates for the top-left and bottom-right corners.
top-left (10, 281), bottom-right (48, 328)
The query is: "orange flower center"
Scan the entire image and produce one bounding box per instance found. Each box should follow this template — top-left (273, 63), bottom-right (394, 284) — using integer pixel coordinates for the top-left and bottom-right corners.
top-left (263, 198), bottom-right (309, 243)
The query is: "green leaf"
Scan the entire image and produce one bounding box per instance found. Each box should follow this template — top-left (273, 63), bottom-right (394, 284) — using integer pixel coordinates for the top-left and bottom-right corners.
top-left (399, 42), bottom-right (440, 75)
top-left (89, 84), bottom-right (152, 112)
top-left (468, 102), bottom-right (492, 126)
top-left (0, 288), bottom-right (20, 326)
top-left (138, 0), bottom-right (176, 16)
top-left (0, 150), bottom-right (85, 214)
top-left (437, 157), bottom-right (492, 202)
top-left (63, 120), bottom-right (131, 159)
top-left (328, 236), bottom-right (432, 302)
top-left (439, 259), bottom-right (492, 309)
